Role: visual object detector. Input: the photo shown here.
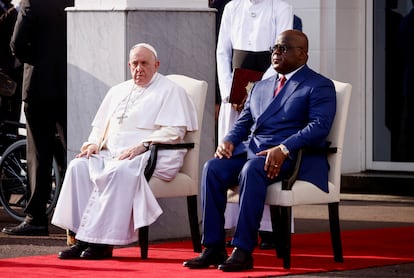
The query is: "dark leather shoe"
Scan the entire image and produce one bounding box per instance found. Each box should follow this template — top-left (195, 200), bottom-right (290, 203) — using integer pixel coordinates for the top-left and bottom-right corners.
top-left (58, 242), bottom-right (88, 259)
top-left (218, 247), bottom-right (253, 272)
top-left (80, 245), bottom-right (113, 260)
top-left (259, 231), bottom-right (276, 250)
top-left (183, 247), bottom-right (228, 269)
top-left (260, 241), bottom-right (276, 250)
top-left (1, 221), bottom-right (48, 236)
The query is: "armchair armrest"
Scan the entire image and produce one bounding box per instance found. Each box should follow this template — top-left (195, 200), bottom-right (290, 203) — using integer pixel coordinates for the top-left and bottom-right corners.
top-left (282, 147), bottom-right (337, 190)
top-left (144, 142), bottom-right (195, 180)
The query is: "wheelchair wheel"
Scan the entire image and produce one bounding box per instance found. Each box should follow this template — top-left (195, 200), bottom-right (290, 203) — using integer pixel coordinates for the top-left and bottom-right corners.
top-left (0, 139), bottom-right (62, 222)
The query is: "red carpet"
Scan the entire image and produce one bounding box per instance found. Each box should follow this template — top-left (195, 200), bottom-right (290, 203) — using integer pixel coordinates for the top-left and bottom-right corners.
top-left (0, 226), bottom-right (413, 277)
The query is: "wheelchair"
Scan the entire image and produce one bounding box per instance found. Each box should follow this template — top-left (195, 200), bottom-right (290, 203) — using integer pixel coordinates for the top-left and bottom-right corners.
top-left (0, 117), bottom-right (65, 222)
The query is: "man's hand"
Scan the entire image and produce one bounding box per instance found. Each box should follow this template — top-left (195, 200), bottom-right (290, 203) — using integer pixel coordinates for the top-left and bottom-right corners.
top-left (118, 144), bottom-right (147, 160)
top-left (256, 145), bottom-right (288, 179)
top-left (215, 141), bottom-right (234, 159)
top-left (76, 144), bottom-right (99, 158)
top-left (232, 94), bottom-right (247, 113)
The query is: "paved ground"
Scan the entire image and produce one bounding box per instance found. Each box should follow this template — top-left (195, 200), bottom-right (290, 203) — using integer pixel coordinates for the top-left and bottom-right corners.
top-left (0, 193), bottom-right (413, 277)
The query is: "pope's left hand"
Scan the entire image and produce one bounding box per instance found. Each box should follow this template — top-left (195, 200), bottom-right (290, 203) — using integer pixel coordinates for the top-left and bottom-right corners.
top-left (118, 145), bottom-right (145, 160)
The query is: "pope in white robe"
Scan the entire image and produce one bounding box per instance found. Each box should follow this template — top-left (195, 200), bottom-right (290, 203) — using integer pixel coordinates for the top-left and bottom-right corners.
top-left (52, 43), bottom-right (198, 251)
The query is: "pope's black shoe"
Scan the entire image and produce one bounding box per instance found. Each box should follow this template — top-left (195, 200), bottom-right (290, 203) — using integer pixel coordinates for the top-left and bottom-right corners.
top-left (80, 244), bottom-right (113, 260)
top-left (58, 241), bottom-right (88, 259)
top-left (218, 247), bottom-right (254, 272)
top-left (183, 247), bottom-right (228, 269)
top-left (1, 221), bottom-right (48, 236)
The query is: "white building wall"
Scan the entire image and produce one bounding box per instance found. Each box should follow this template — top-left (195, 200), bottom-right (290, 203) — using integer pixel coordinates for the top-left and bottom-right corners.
top-left (286, 0), bottom-right (366, 173)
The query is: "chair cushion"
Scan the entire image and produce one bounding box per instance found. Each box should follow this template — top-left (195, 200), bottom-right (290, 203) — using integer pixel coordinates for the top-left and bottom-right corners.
top-left (265, 180), bottom-right (339, 206)
top-left (227, 180), bottom-right (339, 207)
top-left (149, 173), bottom-right (197, 198)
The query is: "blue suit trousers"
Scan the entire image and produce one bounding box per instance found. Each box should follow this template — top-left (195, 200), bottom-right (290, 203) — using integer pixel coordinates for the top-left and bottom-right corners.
top-left (201, 154), bottom-right (292, 253)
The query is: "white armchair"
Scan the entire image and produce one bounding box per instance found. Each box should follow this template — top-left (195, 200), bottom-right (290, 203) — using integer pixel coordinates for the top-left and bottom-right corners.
top-left (227, 80), bottom-right (352, 269)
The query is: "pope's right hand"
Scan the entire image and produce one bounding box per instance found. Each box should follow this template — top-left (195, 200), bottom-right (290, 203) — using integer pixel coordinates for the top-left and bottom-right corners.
top-left (76, 144), bottom-right (99, 158)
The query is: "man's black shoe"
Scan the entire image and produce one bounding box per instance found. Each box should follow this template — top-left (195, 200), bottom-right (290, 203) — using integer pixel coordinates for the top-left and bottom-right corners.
top-left (58, 242), bottom-right (88, 259)
top-left (218, 247), bottom-right (253, 272)
top-left (80, 245), bottom-right (113, 260)
top-left (260, 241), bottom-right (276, 250)
top-left (259, 231), bottom-right (276, 250)
top-left (183, 247), bottom-right (228, 269)
top-left (1, 221), bottom-right (48, 236)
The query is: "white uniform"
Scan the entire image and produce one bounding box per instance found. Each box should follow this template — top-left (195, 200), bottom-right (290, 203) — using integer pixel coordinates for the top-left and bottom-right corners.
top-left (216, 0), bottom-right (293, 230)
top-left (52, 73), bottom-right (198, 245)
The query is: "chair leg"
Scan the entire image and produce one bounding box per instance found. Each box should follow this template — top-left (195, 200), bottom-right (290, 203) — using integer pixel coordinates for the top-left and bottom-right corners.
top-left (139, 226), bottom-right (149, 259)
top-left (270, 205), bottom-right (283, 258)
top-left (328, 202), bottom-right (344, 262)
top-left (138, 196), bottom-right (201, 260)
top-left (187, 195), bottom-right (202, 253)
top-left (281, 206), bottom-right (292, 269)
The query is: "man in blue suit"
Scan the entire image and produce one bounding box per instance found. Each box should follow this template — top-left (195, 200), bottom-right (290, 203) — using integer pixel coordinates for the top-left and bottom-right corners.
top-left (183, 30), bottom-right (336, 272)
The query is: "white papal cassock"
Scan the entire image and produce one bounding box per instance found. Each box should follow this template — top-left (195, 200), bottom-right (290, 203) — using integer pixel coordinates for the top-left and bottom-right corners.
top-left (52, 73), bottom-right (198, 245)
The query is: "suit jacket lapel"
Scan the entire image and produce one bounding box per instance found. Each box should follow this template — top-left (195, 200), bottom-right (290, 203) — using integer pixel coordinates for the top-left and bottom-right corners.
top-left (255, 66), bottom-right (308, 129)
top-left (257, 75), bottom-right (277, 113)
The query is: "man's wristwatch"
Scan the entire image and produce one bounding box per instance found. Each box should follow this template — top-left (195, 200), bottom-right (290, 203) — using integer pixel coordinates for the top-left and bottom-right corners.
top-left (279, 144), bottom-right (289, 156)
top-left (143, 142), bottom-right (150, 151)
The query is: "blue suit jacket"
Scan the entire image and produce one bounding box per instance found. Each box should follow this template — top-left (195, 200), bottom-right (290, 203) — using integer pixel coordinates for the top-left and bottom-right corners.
top-left (224, 65), bottom-right (336, 192)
